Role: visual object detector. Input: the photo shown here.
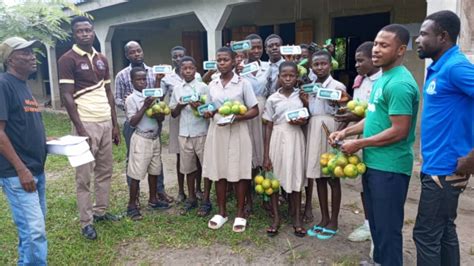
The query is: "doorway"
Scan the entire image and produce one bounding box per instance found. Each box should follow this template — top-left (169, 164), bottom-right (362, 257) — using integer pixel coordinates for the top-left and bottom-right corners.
top-left (332, 12), bottom-right (390, 94)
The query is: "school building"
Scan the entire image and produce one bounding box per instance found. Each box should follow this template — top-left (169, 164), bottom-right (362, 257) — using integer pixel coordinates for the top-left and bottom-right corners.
top-left (33, 0), bottom-right (473, 109)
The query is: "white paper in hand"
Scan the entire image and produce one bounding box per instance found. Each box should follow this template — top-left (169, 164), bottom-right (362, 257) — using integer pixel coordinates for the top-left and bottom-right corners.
top-left (67, 150), bottom-right (95, 168)
top-left (152, 65), bottom-right (173, 74)
top-left (47, 135), bottom-right (89, 156)
top-left (217, 114), bottom-right (235, 126)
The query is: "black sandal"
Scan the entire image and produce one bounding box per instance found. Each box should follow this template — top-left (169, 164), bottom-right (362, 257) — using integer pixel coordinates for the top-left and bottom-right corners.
top-left (293, 226), bottom-right (306, 237)
top-left (197, 201), bottom-right (212, 217)
top-left (179, 200), bottom-right (198, 215)
top-left (127, 208), bottom-right (143, 221)
top-left (148, 200), bottom-right (171, 210)
top-left (266, 225), bottom-right (279, 237)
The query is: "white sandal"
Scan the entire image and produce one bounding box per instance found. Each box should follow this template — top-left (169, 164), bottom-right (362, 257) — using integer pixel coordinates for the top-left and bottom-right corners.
top-left (208, 214), bottom-right (228, 230)
top-left (232, 217), bottom-right (247, 233)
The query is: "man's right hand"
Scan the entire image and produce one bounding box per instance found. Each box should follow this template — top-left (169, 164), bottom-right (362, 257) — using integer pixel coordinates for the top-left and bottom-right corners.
top-left (76, 127), bottom-right (92, 146)
top-left (18, 168), bottom-right (36, 192)
top-left (329, 130), bottom-right (346, 146)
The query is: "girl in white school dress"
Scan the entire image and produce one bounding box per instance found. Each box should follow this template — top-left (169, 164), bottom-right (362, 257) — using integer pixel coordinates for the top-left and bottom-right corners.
top-left (262, 61), bottom-right (308, 237)
top-left (202, 47), bottom-right (259, 233)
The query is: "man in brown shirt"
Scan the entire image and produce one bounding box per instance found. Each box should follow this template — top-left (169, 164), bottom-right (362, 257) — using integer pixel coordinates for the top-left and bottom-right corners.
top-left (58, 16), bottom-right (120, 240)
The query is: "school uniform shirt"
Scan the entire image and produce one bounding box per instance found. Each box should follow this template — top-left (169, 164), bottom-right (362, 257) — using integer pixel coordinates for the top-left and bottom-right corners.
top-left (125, 89), bottom-right (160, 135)
top-left (208, 73), bottom-right (258, 109)
top-left (169, 79), bottom-right (210, 137)
top-left (308, 75), bottom-right (346, 116)
top-left (266, 58), bottom-right (285, 96)
top-left (58, 44), bottom-right (111, 122)
top-left (421, 45), bottom-right (474, 176)
top-left (243, 60), bottom-right (270, 98)
top-left (115, 63), bottom-right (156, 111)
top-left (363, 65), bottom-right (419, 176)
top-left (353, 70), bottom-right (382, 102)
top-left (263, 88), bottom-right (303, 124)
top-left (160, 70), bottom-right (201, 98)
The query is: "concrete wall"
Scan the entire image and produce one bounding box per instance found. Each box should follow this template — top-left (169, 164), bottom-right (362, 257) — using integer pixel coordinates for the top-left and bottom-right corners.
top-left (84, 0), bottom-right (253, 80)
top-left (226, 0), bottom-right (427, 88)
top-left (110, 14), bottom-right (205, 76)
top-left (426, 0), bottom-right (473, 61)
top-left (459, 0), bottom-right (474, 62)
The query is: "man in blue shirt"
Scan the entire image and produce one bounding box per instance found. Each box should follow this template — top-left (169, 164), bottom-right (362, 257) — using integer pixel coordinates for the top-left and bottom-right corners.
top-left (414, 10), bottom-right (474, 266)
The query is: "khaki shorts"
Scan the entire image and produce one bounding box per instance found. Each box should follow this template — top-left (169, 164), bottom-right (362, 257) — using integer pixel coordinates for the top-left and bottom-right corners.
top-left (178, 135), bottom-right (206, 174)
top-left (127, 133), bottom-right (162, 180)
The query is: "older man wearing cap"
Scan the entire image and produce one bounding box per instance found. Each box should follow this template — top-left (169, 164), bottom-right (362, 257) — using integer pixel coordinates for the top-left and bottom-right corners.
top-left (0, 37), bottom-right (48, 265)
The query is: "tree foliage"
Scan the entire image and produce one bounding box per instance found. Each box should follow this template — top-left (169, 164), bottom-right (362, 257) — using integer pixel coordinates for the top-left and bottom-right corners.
top-left (0, 0), bottom-right (90, 46)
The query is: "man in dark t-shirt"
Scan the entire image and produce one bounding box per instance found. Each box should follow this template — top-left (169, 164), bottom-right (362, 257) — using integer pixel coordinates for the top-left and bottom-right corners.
top-left (0, 37), bottom-right (47, 265)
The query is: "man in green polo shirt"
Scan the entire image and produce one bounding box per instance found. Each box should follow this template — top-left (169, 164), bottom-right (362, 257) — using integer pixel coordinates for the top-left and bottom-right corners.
top-left (329, 24), bottom-right (419, 265)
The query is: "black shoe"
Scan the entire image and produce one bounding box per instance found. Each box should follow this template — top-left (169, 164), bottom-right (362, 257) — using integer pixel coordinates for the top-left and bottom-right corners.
top-left (176, 193), bottom-right (187, 203)
top-left (196, 191), bottom-right (203, 201)
top-left (81, 225), bottom-right (97, 240)
top-left (179, 200), bottom-right (198, 215)
top-left (148, 200), bottom-right (171, 210)
top-left (93, 212), bottom-right (121, 222)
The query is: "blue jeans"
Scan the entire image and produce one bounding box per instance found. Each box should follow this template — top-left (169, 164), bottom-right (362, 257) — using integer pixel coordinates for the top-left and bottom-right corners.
top-left (0, 173), bottom-right (47, 266)
top-left (123, 121), bottom-right (164, 193)
top-left (362, 168), bottom-right (410, 266)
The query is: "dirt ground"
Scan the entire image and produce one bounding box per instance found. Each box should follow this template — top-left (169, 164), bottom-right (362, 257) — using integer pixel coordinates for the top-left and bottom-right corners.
top-left (115, 143), bottom-right (474, 265)
top-left (105, 113), bottom-right (473, 265)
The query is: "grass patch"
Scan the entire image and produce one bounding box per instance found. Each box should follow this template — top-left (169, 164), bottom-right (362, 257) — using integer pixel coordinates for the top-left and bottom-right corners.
top-left (0, 111), bottom-right (274, 265)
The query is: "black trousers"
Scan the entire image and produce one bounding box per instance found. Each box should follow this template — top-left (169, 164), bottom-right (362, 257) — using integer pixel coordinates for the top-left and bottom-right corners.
top-left (363, 168), bottom-right (410, 266)
top-left (413, 173), bottom-right (464, 266)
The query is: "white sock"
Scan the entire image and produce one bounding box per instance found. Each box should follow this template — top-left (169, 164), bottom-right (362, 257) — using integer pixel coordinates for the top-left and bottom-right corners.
top-left (364, 219), bottom-right (369, 227)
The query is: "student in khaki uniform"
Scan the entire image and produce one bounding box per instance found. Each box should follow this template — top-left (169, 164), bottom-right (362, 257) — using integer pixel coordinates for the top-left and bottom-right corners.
top-left (243, 34), bottom-right (269, 170)
top-left (241, 33), bottom-right (270, 214)
top-left (303, 50), bottom-right (347, 240)
top-left (202, 47), bottom-right (258, 233)
top-left (262, 61), bottom-right (308, 237)
top-left (159, 46), bottom-right (202, 203)
top-left (169, 56), bottom-right (210, 215)
top-left (125, 67), bottom-right (169, 221)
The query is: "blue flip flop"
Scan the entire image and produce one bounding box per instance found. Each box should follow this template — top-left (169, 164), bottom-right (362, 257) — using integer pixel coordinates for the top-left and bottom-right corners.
top-left (316, 228), bottom-right (338, 240)
top-left (307, 225), bottom-right (324, 237)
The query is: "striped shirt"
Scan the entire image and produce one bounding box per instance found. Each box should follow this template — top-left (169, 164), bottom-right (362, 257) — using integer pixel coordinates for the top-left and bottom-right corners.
top-left (114, 63), bottom-right (156, 111)
top-left (58, 44), bottom-right (111, 122)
